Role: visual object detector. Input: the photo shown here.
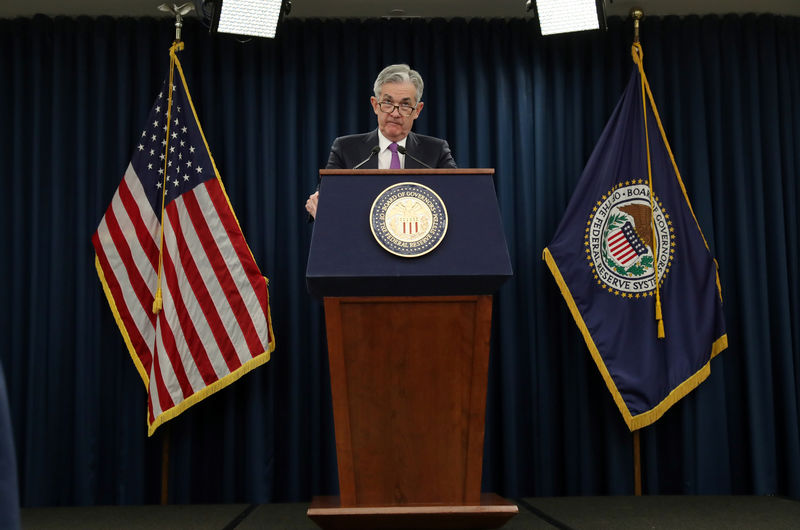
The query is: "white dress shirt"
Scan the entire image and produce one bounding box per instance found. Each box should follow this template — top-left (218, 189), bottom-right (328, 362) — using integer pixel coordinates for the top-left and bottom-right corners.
top-left (376, 131), bottom-right (407, 169)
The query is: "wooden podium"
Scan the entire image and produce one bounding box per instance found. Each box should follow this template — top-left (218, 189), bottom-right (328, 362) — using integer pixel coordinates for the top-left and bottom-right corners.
top-left (306, 169), bottom-right (516, 529)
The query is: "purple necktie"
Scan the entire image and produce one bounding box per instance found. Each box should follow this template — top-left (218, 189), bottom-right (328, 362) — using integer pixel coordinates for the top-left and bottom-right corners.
top-left (388, 142), bottom-right (401, 169)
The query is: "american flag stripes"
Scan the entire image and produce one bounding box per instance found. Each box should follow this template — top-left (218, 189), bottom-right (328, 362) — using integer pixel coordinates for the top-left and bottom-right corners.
top-left (92, 47), bottom-right (274, 435)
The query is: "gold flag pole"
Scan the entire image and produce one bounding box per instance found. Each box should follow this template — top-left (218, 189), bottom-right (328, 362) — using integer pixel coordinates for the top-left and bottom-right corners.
top-left (630, 7), bottom-right (665, 340)
top-left (153, 2), bottom-right (195, 506)
top-left (630, 6), bottom-right (645, 498)
top-left (153, 3), bottom-right (194, 315)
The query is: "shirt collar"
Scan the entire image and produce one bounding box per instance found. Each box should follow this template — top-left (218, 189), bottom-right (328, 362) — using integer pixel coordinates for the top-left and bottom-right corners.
top-left (377, 130), bottom-right (408, 152)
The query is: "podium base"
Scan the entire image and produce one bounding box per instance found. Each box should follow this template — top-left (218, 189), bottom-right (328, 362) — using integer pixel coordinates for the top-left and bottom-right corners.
top-left (307, 493), bottom-right (518, 530)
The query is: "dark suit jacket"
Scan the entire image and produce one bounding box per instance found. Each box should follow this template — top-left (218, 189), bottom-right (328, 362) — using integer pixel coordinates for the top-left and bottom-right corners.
top-left (325, 130), bottom-right (457, 169)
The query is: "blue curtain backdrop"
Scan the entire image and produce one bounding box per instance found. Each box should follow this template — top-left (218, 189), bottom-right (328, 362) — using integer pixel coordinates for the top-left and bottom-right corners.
top-left (0, 14), bottom-right (798, 506)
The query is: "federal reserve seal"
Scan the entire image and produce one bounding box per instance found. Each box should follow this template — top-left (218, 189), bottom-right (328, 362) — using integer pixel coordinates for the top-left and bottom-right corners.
top-left (370, 182), bottom-right (448, 257)
top-left (585, 181), bottom-right (675, 297)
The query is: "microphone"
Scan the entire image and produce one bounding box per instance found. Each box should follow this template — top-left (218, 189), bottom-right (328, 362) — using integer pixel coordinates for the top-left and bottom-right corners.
top-left (397, 145), bottom-right (432, 169)
top-left (353, 146), bottom-right (381, 169)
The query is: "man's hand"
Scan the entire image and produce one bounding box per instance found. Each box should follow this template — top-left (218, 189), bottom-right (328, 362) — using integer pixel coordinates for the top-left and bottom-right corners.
top-left (305, 191), bottom-right (319, 219)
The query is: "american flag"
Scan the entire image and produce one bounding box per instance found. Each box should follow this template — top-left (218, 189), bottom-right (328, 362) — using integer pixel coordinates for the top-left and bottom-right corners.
top-left (92, 51), bottom-right (274, 435)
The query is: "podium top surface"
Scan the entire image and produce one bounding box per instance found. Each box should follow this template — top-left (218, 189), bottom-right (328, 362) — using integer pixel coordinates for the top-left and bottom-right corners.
top-left (319, 168), bottom-right (495, 176)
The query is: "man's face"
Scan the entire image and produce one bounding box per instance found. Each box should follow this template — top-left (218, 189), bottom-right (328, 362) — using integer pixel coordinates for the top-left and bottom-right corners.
top-left (370, 81), bottom-right (424, 142)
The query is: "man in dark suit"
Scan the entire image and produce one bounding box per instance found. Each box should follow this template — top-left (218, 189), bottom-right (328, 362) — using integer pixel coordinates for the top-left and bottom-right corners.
top-left (306, 64), bottom-right (457, 219)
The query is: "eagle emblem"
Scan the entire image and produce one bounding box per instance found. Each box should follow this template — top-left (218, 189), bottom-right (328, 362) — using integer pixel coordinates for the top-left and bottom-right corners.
top-left (585, 182), bottom-right (674, 297)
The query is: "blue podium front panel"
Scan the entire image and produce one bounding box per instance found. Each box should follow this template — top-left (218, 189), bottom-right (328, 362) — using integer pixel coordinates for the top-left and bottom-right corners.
top-left (306, 170), bottom-right (512, 297)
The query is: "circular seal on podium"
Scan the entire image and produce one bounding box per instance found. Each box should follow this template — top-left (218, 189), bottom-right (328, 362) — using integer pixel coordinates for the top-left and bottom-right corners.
top-left (369, 182), bottom-right (448, 258)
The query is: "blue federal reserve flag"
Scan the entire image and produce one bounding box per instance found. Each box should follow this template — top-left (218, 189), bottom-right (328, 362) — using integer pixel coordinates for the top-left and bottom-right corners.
top-left (543, 44), bottom-right (727, 431)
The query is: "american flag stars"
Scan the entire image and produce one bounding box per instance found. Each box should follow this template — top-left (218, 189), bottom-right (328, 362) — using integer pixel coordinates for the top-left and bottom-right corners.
top-left (133, 80), bottom-right (208, 211)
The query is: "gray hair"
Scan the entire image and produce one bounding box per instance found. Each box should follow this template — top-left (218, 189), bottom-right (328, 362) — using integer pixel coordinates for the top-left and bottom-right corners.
top-left (373, 64), bottom-right (424, 104)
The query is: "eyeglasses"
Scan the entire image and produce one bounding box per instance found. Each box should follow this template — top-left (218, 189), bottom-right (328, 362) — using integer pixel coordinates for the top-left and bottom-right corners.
top-left (378, 101), bottom-right (417, 116)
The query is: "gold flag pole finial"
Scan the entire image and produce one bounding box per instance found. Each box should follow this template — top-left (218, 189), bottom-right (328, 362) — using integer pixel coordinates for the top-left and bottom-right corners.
top-left (631, 7), bottom-right (644, 43)
top-left (158, 3), bottom-right (195, 43)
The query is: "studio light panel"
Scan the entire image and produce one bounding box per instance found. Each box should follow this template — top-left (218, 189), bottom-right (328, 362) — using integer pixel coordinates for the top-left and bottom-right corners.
top-left (217, 0), bottom-right (284, 39)
top-left (536, 0), bottom-right (604, 36)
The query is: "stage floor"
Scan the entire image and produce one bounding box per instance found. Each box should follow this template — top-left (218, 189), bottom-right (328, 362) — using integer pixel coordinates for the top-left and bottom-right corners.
top-left (21, 495), bottom-right (800, 529)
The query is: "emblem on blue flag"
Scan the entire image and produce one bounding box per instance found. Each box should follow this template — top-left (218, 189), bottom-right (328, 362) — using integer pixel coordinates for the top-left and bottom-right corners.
top-left (586, 182), bottom-right (674, 297)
